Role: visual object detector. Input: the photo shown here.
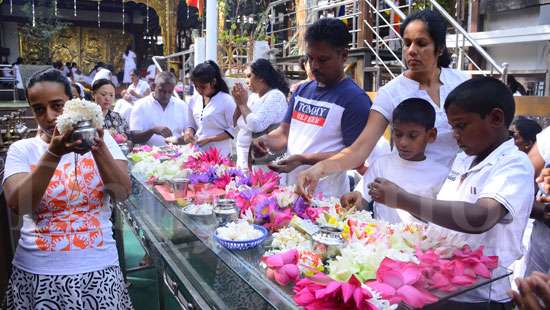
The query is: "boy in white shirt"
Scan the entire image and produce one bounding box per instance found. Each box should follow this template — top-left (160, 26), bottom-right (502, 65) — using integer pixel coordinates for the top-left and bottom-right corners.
top-left (368, 77), bottom-right (534, 308)
top-left (341, 98), bottom-right (449, 224)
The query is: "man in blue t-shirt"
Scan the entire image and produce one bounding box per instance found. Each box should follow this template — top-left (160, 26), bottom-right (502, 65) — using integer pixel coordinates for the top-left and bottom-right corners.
top-left (251, 18), bottom-right (371, 197)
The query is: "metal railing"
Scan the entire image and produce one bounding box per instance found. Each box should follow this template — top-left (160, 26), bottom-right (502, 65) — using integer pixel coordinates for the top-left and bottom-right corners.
top-left (364, 0), bottom-right (508, 90)
top-left (0, 64), bottom-right (17, 101)
top-left (266, 0), bottom-right (510, 91)
top-left (152, 47), bottom-right (194, 99)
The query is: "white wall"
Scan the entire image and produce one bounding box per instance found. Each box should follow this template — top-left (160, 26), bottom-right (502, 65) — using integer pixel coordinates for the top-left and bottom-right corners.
top-left (483, 6), bottom-right (540, 31)
top-left (1, 22), bottom-right (20, 63)
top-left (487, 42), bottom-right (549, 71)
top-left (483, 5), bottom-right (549, 72)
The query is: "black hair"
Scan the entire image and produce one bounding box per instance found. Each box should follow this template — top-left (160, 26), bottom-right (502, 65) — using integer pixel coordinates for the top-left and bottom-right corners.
top-left (53, 61), bottom-right (63, 70)
top-left (190, 60), bottom-right (230, 93)
top-left (249, 58), bottom-right (290, 96)
top-left (71, 62), bottom-right (77, 67)
top-left (26, 68), bottom-right (73, 100)
top-left (400, 9), bottom-right (452, 68)
top-left (444, 77), bottom-right (515, 127)
top-left (305, 18), bottom-right (351, 49)
top-left (65, 62), bottom-right (71, 68)
top-left (105, 64), bottom-right (115, 72)
top-left (131, 68), bottom-right (139, 76)
top-left (125, 45), bottom-right (132, 56)
top-left (392, 98), bottom-right (436, 130)
top-left (71, 83), bottom-right (82, 98)
top-left (507, 75), bottom-right (527, 96)
top-left (298, 55), bottom-right (308, 71)
top-left (513, 116), bottom-right (542, 145)
top-left (92, 78), bottom-right (116, 92)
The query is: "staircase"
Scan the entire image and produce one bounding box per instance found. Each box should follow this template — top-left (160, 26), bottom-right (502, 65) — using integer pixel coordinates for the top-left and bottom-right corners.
top-left (266, 0), bottom-right (509, 91)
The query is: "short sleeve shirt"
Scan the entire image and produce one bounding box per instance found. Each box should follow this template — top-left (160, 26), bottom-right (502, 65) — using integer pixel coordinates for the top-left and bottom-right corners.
top-left (130, 94), bottom-right (190, 146)
top-left (371, 68), bottom-right (469, 167)
top-left (282, 78), bottom-right (371, 197)
top-left (2, 132), bottom-right (127, 275)
top-left (436, 139), bottom-right (534, 302)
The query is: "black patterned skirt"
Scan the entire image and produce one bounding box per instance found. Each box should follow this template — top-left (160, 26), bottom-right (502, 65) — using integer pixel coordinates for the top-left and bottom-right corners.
top-left (5, 265), bottom-right (133, 310)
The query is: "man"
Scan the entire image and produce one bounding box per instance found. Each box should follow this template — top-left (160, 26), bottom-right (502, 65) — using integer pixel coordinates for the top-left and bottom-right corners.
top-left (130, 71), bottom-right (189, 146)
top-left (251, 18), bottom-right (371, 197)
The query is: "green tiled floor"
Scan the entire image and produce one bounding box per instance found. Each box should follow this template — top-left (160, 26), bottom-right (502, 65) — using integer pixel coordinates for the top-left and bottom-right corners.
top-left (122, 223), bottom-right (179, 310)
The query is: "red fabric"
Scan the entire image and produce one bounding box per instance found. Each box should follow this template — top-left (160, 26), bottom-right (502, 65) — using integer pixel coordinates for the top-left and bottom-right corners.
top-left (186, 0), bottom-right (204, 17)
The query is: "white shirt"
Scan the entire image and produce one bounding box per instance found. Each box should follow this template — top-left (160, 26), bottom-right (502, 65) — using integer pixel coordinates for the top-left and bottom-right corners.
top-left (372, 68), bottom-right (469, 168)
top-left (358, 152), bottom-right (448, 224)
top-left (436, 139), bottom-right (534, 302)
top-left (130, 94), bottom-right (190, 146)
top-left (235, 89), bottom-right (287, 168)
top-left (525, 127), bottom-right (550, 275)
top-left (114, 98), bottom-right (133, 123)
top-left (187, 92), bottom-right (236, 157)
top-left (366, 137), bottom-right (391, 167)
top-left (146, 64), bottom-right (157, 80)
top-left (127, 79), bottom-right (150, 103)
top-left (2, 133), bottom-right (126, 275)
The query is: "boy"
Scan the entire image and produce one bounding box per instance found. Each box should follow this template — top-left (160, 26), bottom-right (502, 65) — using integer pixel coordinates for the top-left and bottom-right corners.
top-left (369, 77), bottom-right (534, 307)
top-left (341, 98), bottom-right (449, 224)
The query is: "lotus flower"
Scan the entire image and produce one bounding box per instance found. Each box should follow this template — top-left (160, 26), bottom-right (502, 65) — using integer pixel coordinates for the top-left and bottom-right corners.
top-left (262, 249), bottom-right (300, 286)
top-left (250, 169), bottom-right (280, 190)
top-left (365, 258), bottom-right (438, 308)
top-left (293, 273), bottom-right (378, 310)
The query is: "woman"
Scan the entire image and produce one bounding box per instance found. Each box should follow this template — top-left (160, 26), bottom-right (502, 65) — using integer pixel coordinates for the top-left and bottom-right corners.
top-left (296, 9), bottom-right (470, 197)
top-left (126, 69), bottom-right (151, 103)
top-left (92, 78), bottom-right (132, 144)
top-left (183, 61), bottom-right (236, 157)
top-left (3, 69), bottom-right (132, 309)
top-left (122, 45), bottom-right (137, 85)
top-left (232, 58), bottom-right (289, 169)
top-left (511, 116), bottom-right (542, 153)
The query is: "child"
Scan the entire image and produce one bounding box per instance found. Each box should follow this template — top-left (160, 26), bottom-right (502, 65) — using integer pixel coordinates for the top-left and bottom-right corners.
top-left (341, 98), bottom-right (449, 224)
top-left (368, 77), bottom-right (534, 307)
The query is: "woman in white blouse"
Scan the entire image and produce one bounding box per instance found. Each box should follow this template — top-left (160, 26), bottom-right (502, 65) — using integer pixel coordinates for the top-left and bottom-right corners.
top-left (126, 69), bottom-right (151, 103)
top-left (296, 9), bottom-right (470, 197)
top-left (182, 61), bottom-right (236, 157)
top-left (232, 58), bottom-right (289, 169)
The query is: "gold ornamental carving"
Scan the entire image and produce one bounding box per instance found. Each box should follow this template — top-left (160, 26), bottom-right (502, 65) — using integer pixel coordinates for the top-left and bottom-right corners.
top-left (21, 26), bottom-right (132, 74)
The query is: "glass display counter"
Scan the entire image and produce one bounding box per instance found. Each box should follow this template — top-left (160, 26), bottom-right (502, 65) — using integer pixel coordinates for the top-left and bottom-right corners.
top-left (117, 172), bottom-right (512, 310)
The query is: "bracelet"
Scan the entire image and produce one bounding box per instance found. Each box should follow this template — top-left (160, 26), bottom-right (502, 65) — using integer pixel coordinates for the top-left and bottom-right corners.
top-left (46, 149), bottom-right (61, 158)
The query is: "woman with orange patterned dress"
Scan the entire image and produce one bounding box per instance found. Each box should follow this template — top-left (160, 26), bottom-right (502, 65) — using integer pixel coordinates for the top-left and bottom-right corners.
top-left (2, 69), bottom-right (133, 309)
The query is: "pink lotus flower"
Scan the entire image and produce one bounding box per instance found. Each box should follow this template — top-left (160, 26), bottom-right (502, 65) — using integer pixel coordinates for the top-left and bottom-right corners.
top-left (250, 169), bottom-right (280, 191)
top-left (213, 173), bottom-right (231, 190)
top-left (365, 258), bottom-right (438, 308)
top-left (262, 249), bottom-right (300, 286)
top-left (184, 148), bottom-right (233, 171)
top-left (305, 207), bottom-right (323, 221)
top-left (114, 132), bottom-right (127, 144)
top-left (265, 208), bottom-right (293, 232)
top-left (293, 273), bottom-right (377, 310)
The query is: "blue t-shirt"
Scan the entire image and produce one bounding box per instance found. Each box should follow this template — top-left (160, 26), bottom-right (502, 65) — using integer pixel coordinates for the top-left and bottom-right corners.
top-left (283, 78), bottom-right (371, 156)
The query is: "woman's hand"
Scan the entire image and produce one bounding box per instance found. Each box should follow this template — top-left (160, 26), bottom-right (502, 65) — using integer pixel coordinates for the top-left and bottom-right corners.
top-left (183, 130), bottom-right (197, 144)
top-left (295, 165), bottom-right (324, 200)
top-left (231, 83), bottom-right (248, 107)
top-left (91, 128), bottom-right (108, 153)
top-left (48, 127), bottom-right (85, 156)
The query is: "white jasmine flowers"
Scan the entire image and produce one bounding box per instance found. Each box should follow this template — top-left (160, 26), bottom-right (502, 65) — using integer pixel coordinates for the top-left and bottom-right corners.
top-left (56, 99), bottom-right (104, 134)
top-left (271, 227), bottom-right (313, 251)
top-left (216, 221), bottom-right (263, 241)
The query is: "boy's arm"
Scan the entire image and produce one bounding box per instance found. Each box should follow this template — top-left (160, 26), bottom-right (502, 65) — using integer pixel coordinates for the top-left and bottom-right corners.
top-left (369, 178), bottom-right (508, 234)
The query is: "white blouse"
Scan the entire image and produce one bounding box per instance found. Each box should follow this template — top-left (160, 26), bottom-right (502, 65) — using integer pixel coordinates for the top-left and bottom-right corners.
top-left (187, 92), bottom-right (236, 157)
top-left (235, 89), bottom-right (287, 168)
